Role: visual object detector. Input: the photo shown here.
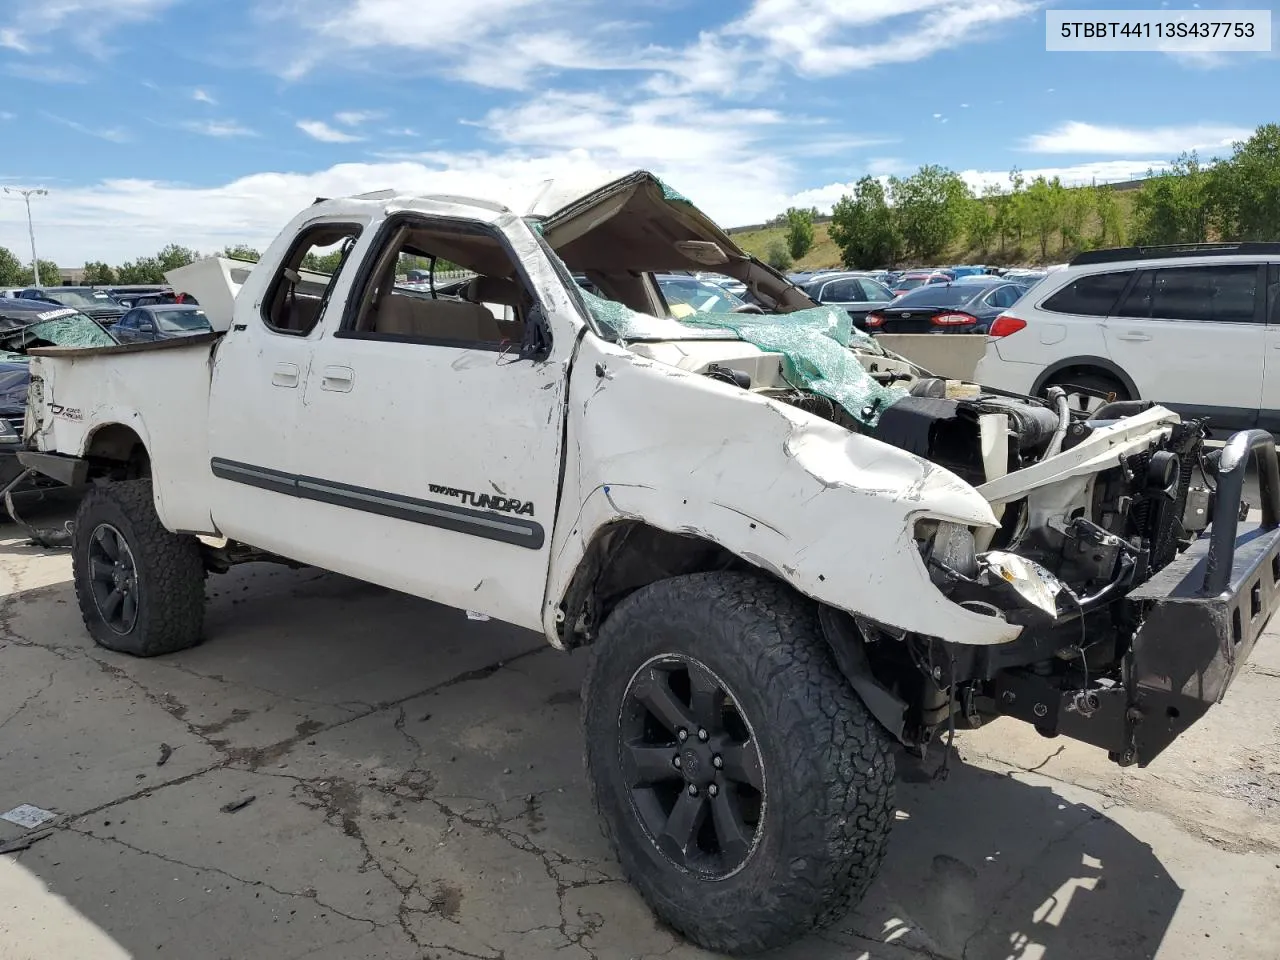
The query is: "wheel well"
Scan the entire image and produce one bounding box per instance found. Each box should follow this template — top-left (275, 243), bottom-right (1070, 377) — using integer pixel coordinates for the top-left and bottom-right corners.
top-left (84, 424), bottom-right (151, 479)
top-left (1032, 357), bottom-right (1137, 399)
top-left (556, 521), bottom-right (756, 648)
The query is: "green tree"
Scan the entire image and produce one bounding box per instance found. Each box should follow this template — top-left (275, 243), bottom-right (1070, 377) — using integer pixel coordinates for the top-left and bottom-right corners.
top-left (1132, 152), bottom-right (1211, 245)
top-left (302, 250), bottom-right (345, 274)
top-left (828, 176), bottom-right (901, 269)
top-left (888, 165), bottom-right (970, 261)
top-left (222, 244), bottom-right (261, 262)
top-left (784, 207), bottom-right (816, 261)
top-left (115, 257), bottom-right (165, 284)
top-left (18, 260), bottom-right (60, 286)
top-left (1209, 124), bottom-right (1280, 241)
top-left (964, 194), bottom-right (996, 254)
top-left (1058, 185), bottom-right (1091, 252)
top-left (82, 261), bottom-right (117, 284)
top-left (764, 237), bottom-right (792, 271)
top-left (0, 247), bottom-right (23, 285)
top-left (1092, 184), bottom-right (1125, 247)
top-left (985, 183), bottom-right (1014, 258)
top-left (1020, 176), bottom-right (1065, 260)
top-left (156, 244), bottom-right (198, 272)
top-left (1007, 167), bottom-right (1027, 245)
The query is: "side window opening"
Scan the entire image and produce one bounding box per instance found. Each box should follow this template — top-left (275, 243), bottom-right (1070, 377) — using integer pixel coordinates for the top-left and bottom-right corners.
top-left (1041, 270), bottom-right (1133, 317)
top-left (1147, 265), bottom-right (1258, 323)
top-left (262, 223), bottom-right (362, 336)
top-left (343, 219), bottom-right (536, 350)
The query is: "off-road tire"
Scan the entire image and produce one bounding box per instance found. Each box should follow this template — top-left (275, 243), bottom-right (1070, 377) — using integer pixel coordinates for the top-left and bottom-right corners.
top-left (1042, 371), bottom-right (1129, 415)
top-left (72, 479), bottom-right (205, 656)
top-left (583, 572), bottom-right (895, 955)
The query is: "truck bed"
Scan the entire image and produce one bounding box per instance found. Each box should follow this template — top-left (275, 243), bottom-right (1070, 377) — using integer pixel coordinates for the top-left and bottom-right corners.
top-left (26, 334), bottom-right (222, 533)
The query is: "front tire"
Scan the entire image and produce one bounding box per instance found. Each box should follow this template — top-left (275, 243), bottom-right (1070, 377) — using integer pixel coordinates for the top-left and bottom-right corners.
top-left (583, 572), bottom-right (895, 954)
top-left (72, 479), bottom-right (206, 657)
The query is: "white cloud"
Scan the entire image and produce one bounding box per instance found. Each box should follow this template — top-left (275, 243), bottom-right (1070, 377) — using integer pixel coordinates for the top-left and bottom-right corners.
top-left (6, 61), bottom-right (88, 83)
top-left (1024, 121), bottom-right (1251, 156)
top-left (182, 119), bottom-right (256, 138)
top-left (297, 120), bottom-right (364, 143)
top-left (0, 0), bottom-right (176, 53)
top-left (42, 112), bottom-right (129, 142)
top-left (384, 127), bottom-right (419, 137)
top-left (192, 88), bottom-right (216, 104)
top-left (0, 27), bottom-right (31, 52)
top-left (272, 0), bottom-right (1031, 95)
top-left (726, 0), bottom-right (1037, 76)
top-left (0, 111), bottom-right (14, 121)
top-left (334, 110), bottom-right (383, 126)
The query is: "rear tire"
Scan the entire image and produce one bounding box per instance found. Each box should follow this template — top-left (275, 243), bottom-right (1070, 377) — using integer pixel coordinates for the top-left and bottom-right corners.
top-left (583, 572), bottom-right (895, 954)
top-left (71, 479), bottom-right (206, 657)
top-left (1042, 370), bottom-right (1129, 416)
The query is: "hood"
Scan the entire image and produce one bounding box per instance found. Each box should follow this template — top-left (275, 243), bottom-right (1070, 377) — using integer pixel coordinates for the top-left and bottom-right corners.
top-left (535, 170), bottom-right (812, 312)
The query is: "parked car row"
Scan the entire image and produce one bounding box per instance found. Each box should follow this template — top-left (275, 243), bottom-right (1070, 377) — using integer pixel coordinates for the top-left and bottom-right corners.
top-left (0, 285), bottom-right (204, 341)
top-left (976, 242), bottom-right (1280, 433)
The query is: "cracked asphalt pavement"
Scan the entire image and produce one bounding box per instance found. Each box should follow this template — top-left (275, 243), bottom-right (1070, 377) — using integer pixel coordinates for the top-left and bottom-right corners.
top-left (2, 502), bottom-right (1279, 960)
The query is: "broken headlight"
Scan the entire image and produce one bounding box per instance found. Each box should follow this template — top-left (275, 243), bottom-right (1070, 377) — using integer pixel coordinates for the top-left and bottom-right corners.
top-left (916, 519), bottom-right (979, 580)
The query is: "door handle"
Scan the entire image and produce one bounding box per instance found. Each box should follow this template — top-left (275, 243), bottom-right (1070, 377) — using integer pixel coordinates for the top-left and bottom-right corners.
top-left (1115, 332), bottom-right (1151, 342)
top-left (271, 362), bottom-right (299, 388)
top-left (321, 365), bottom-right (355, 393)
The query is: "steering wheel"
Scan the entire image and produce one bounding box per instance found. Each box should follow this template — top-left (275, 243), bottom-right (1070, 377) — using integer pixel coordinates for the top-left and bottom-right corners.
top-left (732, 303), bottom-right (765, 314)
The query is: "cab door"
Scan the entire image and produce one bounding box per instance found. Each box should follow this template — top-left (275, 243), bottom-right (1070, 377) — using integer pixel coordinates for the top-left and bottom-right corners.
top-left (285, 213), bottom-right (573, 630)
top-left (1104, 262), bottom-right (1265, 431)
top-left (206, 220), bottom-right (365, 553)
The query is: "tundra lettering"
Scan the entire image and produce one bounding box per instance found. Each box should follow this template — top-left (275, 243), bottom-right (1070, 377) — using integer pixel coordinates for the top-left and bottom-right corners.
top-left (428, 483), bottom-right (536, 516)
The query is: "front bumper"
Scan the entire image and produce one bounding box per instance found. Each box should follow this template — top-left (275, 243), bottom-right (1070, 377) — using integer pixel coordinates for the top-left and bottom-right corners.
top-left (995, 429), bottom-right (1280, 766)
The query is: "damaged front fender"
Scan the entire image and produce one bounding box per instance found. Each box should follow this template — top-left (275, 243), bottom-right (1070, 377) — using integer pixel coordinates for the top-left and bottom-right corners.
top-left (545, 335), bottom-right (1022, 647)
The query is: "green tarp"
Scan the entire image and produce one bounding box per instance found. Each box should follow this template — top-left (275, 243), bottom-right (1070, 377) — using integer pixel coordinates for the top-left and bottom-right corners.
top-left (580, 291), bottom-right (906, 427)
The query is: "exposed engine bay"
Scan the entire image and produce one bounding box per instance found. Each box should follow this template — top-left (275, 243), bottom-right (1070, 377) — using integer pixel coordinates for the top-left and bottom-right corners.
top-left (625, 335), bottom-right (1262, 767)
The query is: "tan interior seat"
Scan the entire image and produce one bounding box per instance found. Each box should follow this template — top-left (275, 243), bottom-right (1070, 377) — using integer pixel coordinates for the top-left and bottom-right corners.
top-left (463, 275), bottom-right (526, 343)
top-left (373, 294), bottom-right (503, 342)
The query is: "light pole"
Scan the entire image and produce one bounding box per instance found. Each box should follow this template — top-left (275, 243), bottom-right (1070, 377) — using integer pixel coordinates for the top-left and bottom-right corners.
top-left (4, 187), bottom-right (49, 287)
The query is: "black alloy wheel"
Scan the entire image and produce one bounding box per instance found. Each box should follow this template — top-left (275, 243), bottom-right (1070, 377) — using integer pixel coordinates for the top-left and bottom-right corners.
top-left (619, 654), bottom-right (764, 879)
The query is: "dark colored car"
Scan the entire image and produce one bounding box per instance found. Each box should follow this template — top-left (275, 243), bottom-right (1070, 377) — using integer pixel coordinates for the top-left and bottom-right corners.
top-left (801, 273), bottom-right (895, 329)
top-left (106, 285), bottom-right (170, 307)
top-left (890, 271), bottom-right (951, 296)
top-left (19, 286), bottom-right (125, 324)
top-left (112, 305), bottom-right (213, 343)
top-left (865, 279), bottom-right (1027, 334)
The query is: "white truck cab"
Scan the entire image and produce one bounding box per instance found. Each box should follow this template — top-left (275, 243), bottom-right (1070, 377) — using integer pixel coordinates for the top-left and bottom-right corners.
top-left (16, 172), bottom-right (1280, 955)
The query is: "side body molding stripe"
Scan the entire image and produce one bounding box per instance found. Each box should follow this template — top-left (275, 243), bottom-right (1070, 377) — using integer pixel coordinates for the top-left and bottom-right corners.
top-left (210, 457), bottom-right (545, 549)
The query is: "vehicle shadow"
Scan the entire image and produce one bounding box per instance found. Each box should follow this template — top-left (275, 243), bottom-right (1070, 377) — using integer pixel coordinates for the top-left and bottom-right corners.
top-left (792, 750), bottom-right (1182, 960)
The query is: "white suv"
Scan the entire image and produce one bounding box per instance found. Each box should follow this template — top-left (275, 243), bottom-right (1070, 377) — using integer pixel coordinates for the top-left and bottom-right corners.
top-left (975, 245), bottom-right (1280, 435)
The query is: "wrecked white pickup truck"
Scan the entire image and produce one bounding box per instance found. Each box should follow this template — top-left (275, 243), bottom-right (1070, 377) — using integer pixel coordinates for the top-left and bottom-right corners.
top-left (17, 172), bottom-right (1280, 954)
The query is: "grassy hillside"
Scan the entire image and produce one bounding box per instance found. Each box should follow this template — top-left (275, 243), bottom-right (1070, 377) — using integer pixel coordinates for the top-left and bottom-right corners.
top-left (729, 189), bottom-right (1138, 270)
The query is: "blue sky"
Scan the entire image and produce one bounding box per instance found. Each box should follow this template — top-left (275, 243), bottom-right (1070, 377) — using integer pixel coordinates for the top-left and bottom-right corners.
top-left (1, 0), bottom-right (1277, 264)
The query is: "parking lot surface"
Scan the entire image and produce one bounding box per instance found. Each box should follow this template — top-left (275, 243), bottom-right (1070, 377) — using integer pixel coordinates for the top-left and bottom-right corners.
top-left (1, 510), bottom-right (1278, 960)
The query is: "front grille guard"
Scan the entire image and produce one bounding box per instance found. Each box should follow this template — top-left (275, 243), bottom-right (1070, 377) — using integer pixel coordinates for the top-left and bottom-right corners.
top-left (1202, 429), bottom-right (1280, 595)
